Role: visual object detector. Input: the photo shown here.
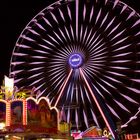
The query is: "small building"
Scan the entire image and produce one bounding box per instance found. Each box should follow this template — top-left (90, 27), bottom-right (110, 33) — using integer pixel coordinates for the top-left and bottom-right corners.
top-left (74, 126), bottom-right (108, 140)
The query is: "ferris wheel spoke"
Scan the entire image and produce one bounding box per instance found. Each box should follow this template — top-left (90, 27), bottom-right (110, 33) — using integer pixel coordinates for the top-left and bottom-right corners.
top-left (114, 99), bottom-right (130, 113)
top-left (54, 69), bottom-right (73, 107)
top-left (75, 109), bottom-right (79, 129)
top-left (126, 10), bottom-right (135, 21)
top-left (121, 94), bottom-right (139, 104)
top-left (95, 8), bottom-right (102, 25)
top-left (75, 0), bottom-right (79, 40)
top-left (42, 17), bottom-right (52, 28)
top-left (83, 110), bottom-right (89, 128)
top-left (26, 28), bottom-right (41, 36)
top-left (106, 104), bottom-right (120, 119)
top-left (67, 108), bottom-right (71, 123)
top-left (84, 28), bottom-right (93, 46)
top-left (90, 108), bottom-right (100, 127)
top-left (108, 22), bottom-right (121, 37)
top-left (84, 86), bottom-right (92, 104)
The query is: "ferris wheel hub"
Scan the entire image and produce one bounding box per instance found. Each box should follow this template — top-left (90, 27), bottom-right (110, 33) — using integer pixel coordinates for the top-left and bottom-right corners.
top-left (68, 53), bottom-right (83, 69)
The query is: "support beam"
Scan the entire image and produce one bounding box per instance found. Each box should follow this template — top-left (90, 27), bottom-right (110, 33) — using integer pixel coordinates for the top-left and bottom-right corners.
top-left (54, 69), bottom-right (73, 107)
top-left (80, 68), bottom-right (118, 139)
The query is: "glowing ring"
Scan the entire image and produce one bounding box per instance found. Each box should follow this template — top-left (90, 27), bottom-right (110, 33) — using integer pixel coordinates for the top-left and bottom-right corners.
top-left (68, 53), bottom-right (83, 68)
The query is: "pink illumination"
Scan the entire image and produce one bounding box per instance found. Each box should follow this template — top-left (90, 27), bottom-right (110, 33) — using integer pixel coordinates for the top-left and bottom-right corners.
top-left (1, 97), bottom-right (59, 130)
top-left (76, 0), bottom-right (79, 40)
top-left (23, 99), bottom-right (27, 125)
top-left (54, 69), bottom-right (73, 107)
top-left (6, 101), bottom-right (10, 126)
top-left (79, 68), bottom-right (116, 139)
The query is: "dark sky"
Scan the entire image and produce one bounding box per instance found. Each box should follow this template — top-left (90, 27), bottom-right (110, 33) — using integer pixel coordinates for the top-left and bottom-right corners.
top-left (0, 0), bottom-right (56, 84)
top-left (0, 0), bottom-right (140, 84)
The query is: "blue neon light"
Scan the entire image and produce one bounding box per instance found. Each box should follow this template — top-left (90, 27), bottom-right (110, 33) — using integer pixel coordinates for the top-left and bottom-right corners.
top-left (69, 53), bottom-right (83, 68)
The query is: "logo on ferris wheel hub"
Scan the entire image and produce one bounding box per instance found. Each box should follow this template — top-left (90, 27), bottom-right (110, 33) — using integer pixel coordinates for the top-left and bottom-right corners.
top-left (69, 53), bottom-right (83, 68)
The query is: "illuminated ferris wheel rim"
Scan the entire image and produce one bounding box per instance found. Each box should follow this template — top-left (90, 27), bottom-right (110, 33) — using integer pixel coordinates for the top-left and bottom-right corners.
top-left (9, 0), bottom-right (140, 137)
top-left (9, 0), bottom-right (140, 63)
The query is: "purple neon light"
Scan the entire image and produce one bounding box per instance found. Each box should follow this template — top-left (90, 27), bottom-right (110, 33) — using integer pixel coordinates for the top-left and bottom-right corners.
top-left (10, 0), bottom-right (140, 131)
top-left (69, 53), bottom-right (83, 68)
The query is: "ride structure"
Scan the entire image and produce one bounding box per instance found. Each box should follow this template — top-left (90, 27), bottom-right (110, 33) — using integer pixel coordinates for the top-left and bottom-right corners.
top-left (2, 0), bottom-right (140, 139)
top-left (0, 77), bottom-right (72, 139)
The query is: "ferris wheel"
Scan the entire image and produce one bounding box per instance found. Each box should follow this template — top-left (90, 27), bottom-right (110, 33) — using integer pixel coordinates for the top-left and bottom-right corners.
top-left (10, 0), bottom-right (140, 139)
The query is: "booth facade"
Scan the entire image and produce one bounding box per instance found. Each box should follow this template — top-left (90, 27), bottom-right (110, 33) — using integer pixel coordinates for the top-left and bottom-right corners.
top-left (0, 97), bottom-right (72, 140)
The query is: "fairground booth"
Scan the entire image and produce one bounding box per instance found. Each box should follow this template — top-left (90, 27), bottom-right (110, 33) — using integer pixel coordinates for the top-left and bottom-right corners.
top-left (0, 76), bottom-right (73, 140)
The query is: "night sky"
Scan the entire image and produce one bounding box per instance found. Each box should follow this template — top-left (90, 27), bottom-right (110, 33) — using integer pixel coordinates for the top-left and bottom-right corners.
top-left (0, 0), bottom-right (56, 84)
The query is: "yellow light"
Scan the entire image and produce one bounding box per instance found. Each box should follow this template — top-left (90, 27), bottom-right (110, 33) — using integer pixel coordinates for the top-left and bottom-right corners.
top-left (41, 138), bottom-right (53, 140)
top-left (5, 135), bottom-right (9, 138)
top-left (0, 122), bottom-right (5, 130)
top-left (12, 136), bottom-right (22, 139)
top-left (4, 76), bottom-right (14, 99)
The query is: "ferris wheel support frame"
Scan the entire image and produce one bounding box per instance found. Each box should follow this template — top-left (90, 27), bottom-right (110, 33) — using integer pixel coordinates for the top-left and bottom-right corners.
top-left (54, 69), bottom-right (73, 107)
top-left (80, 68), bottom-right (118, 139)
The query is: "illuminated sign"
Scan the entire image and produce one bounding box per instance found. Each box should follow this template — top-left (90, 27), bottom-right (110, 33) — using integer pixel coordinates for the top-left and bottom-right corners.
top-left (4, 76), bottom-right (14, 100)
top-left (0, 122), bottom-right (5, 130)
top-left (69, 53), bottom-right (83, 68)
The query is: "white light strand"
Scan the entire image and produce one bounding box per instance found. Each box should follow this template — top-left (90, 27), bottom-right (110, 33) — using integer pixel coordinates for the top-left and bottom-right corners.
top-left (121, 107), bottom-right (140, 128)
